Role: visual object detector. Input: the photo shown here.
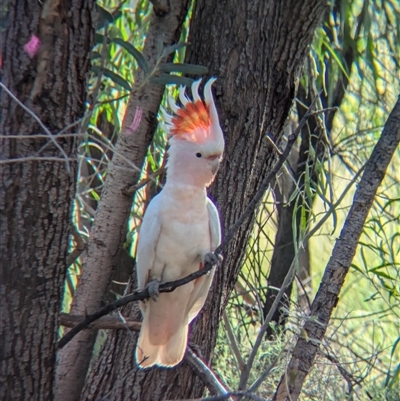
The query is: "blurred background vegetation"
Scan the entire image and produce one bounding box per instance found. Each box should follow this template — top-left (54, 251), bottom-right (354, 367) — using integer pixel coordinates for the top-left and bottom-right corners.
top-left (63, 0), bottom-right (399, 399)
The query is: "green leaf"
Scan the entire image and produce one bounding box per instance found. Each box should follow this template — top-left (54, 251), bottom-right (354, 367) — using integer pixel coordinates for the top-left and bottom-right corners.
top-left (112, 38), bottom-right (149, 73)
top-left (94, 33), bottom-right (108, 45)
top-left (159, 63), bottom-right (208, 75)
top-left (97, 5), bottom-right (114, 30)
top-left (150, 74), bottom-right (194, 87)
top-left (161, 42), bottom-right (188, 58)
top-left (91, 51), bottom-right (101, 60)
top-left (92, 66), bottom-right (132, 92)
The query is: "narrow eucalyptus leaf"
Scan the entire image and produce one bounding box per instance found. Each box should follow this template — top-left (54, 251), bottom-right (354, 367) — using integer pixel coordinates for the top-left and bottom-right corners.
top-left (161, 42), bottom-right (188, 58)
top-left (150, 74), bottom-right (194, 87)
top-left (97, 6), bottom-right (114, 30)
top-left (159, 63), bottom-right (208, 75)
top-left (112, 38), bottom-right (149, 73)
top-left (92, 66), bottom-right (132, 92)
top-left (94, 33), bottom-right (108, 45)
top-left (91, 51), bottom-right (101, 60)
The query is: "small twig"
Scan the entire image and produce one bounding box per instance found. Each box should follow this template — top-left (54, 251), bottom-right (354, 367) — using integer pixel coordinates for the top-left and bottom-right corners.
top-left (0, 82), bottom-right (72, 173)
top-left (223, 311), bottom-right (246, 371)
top-left (57, 261), bottom-right (218, 349)
top-left (66, 225), bottom-right (87, 267)
top-left (166, 392), bottom-right (268, 401)
top-left (122, 166), bottom-right (166, 196)
top-left (186, 348), bottom-right (232, 398)
top-left (0, 156), bottom-right (77, 164)
top-left (59, 313), bottom-right (141, 331)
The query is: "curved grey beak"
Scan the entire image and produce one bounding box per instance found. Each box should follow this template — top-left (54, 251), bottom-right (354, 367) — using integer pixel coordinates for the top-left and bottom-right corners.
top-left (209, 157), bottom-right (221, 175)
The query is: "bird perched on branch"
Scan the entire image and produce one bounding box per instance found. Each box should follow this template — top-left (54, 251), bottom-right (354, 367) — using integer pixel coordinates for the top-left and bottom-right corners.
top-left (135, 78), bottom-right (224, 368)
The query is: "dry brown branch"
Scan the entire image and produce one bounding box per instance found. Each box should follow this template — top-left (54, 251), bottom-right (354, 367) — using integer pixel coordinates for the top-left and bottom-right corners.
top-left (59, 313), bottom-right (141, 331)
top-left (66, 225), bottom-right (87, 267)
top-left (122, 166), bottom-right (166, 196)
top-left (186, 348), bottom-right (232, 399)
top-left (165, 392), bottom-right (268, 401)
top-left (273, 96), bottom-right (400, 400)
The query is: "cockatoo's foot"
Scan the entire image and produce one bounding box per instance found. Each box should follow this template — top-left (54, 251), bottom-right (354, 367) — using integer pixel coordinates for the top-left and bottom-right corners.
top-left (189, 342), bottom-right (204, 359)
top-left (146, 279), bottom-right (160, 301)
top-left (204, 252), bottom-right (223, 266)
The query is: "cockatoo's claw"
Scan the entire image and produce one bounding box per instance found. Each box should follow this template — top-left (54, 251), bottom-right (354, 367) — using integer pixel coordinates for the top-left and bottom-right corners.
top-left (204, 252), bottom-right (223, 267)
top-left (146, 279), bottom-right (160, 301)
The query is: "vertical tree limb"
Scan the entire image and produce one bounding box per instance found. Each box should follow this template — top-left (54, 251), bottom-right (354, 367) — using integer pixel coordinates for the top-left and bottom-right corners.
top-left (273, 96), bottom-right (400, 400)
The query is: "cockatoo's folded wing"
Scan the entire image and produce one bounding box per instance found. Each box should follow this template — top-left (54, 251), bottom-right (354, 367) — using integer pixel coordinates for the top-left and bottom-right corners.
top-left (136, 195), bottom-right (162, 291)
top-left (187, 197), bottom-right (222, 323)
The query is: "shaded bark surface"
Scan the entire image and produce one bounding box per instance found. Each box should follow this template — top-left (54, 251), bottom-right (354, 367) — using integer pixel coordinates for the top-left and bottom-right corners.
top-left (54, 2), bottom-right (191, 401)
top-left (274, 97), bottom-right (400, 400)
top-left (0, 1), bottom-right (95, 400)
top-left (81, 1), bottom-right (328, 400)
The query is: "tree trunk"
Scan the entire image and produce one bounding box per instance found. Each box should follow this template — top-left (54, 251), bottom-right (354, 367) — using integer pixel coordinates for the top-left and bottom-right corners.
top-left (0, 1), bottom-right (95, 400)
top-left (274, 96), bottom-right (400, 400)
top-left (81, 1), bottom-right (327, 400)
top-left (54, 2), bottom-right (191, 401)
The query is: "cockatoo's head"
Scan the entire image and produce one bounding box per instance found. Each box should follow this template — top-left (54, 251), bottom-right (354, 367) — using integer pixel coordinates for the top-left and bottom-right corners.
top-left (161, 78), bottom-right (224, 187)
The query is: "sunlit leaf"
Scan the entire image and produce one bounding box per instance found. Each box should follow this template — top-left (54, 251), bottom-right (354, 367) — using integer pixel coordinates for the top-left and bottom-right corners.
top-left (159, 63), bottom-right (208, 75)
top-left (92, 66), bottom-right (132, 92)
top-left (112, 38), bottom-right (149, 73)
top-left (150, 74), bottom-right (194, 87)
top-left (161, 42), bottom-right (188, 58)
top-left (97, 5), bottom-right (114, 30)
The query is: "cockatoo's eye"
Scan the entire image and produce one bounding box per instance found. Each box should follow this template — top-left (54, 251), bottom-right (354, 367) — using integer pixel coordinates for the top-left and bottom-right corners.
top-left (196, 152), bottom-right (202, 158)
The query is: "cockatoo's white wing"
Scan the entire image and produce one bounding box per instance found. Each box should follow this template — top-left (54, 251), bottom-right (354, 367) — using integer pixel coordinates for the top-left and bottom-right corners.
top-left (187, 197), bottom-right (221, 323)
top-left (206, 197), bottom-right (222, 250)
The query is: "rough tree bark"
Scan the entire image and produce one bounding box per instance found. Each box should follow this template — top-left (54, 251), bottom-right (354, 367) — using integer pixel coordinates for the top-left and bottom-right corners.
top-left (80, 1), bottom-right (328, 400)
top-left (0, 1), bottom-right (96, 400)
top-left (54, 2), bottom-right (191, 401)
top-left (274, 96), bottom-right (400, 400)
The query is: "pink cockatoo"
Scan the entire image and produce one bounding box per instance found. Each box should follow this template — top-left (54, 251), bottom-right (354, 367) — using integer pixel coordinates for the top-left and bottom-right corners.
top-left (135, 78), bottom-right (224, 368)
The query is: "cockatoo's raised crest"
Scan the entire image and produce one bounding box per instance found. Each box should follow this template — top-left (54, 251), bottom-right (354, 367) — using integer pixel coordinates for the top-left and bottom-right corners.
top-left (160, 78), bottom-right (223, 148)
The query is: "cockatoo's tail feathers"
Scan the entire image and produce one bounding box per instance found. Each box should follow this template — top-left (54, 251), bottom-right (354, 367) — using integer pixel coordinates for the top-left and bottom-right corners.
top-left (162, 78), bottom-right (222, 146)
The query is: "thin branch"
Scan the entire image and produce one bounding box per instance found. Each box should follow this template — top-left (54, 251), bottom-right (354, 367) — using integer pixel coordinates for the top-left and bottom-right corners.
top-left (186, 348), bottom-right (232, 398)
top-left (0, 157), bottom-right (77, 164)
top-left (166, 392), bottom-right (268, 401)
top-left (59, 313), bottom-right (141, 331)
top-left (223, 311), bottom-right (246, 371)
top-left (66, 225), bottom-right (87, 267)
top-left (0, 82), bottom-right (72, 173)
top-left (122, 166), bottom-right (166, 196)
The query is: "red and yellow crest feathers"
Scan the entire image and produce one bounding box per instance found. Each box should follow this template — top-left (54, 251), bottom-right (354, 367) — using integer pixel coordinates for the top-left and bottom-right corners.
top-left (170, 100), bottom-right (211, 141)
